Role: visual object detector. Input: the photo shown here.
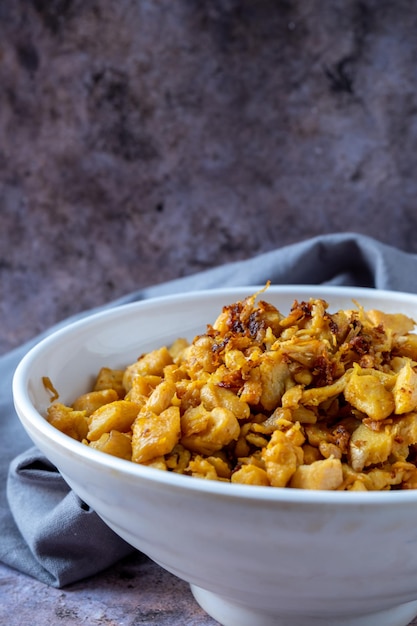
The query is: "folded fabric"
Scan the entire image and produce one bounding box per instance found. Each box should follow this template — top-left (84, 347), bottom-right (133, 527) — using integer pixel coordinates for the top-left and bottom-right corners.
top-left (3, 232), bottom-right (417, 587)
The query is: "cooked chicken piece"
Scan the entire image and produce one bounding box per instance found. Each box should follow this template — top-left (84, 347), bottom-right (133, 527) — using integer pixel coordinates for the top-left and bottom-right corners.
top-left (290, 457), bottom-right (343, 490)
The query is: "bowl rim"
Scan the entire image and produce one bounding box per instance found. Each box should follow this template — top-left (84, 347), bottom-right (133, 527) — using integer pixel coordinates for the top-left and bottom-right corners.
top-left (12, 284), bottom-right (417, 506)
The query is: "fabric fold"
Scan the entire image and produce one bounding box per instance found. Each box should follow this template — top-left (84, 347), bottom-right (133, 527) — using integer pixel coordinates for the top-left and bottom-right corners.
top-left (6, 448), bottom-right (133, 587)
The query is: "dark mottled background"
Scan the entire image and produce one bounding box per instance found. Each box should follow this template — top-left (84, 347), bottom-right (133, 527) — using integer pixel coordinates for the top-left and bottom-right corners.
top-left (1, 0), bottom-right (417, 353)
top-left (3, 3), bottom-right (417, 623)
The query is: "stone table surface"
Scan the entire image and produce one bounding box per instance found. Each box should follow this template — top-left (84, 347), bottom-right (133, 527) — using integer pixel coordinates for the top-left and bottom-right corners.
top-left (1, 555), bottom-right (417, 626)
top-left (3, 1), bottom-right (417, 624)
top-left (0, 553), bottom-right (218, 626)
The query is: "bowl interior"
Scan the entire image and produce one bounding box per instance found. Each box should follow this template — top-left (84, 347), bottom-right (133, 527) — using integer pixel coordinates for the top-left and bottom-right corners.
top-left (13, 284), bottom-right (417, 503)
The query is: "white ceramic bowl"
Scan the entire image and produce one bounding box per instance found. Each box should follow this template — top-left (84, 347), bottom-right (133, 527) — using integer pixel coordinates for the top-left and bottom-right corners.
top-left (12, 286), bottom-right (417, 626)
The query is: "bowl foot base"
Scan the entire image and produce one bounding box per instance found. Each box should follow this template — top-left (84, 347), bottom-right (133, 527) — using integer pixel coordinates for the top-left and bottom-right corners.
top-left (191, 585), bottom-right (417, 626)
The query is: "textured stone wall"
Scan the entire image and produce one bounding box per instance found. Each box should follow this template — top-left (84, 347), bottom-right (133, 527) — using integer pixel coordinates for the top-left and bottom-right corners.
top-left (1, 1), bottom-right (417, 352)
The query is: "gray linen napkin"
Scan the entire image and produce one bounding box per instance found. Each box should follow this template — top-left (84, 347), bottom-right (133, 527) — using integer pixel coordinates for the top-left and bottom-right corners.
top-left (4, 232), bottom-right (417, 587)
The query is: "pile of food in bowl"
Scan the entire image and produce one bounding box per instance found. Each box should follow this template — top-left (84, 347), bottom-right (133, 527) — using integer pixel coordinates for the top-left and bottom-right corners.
top-left (45, 285), bottom-right (417, 492)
